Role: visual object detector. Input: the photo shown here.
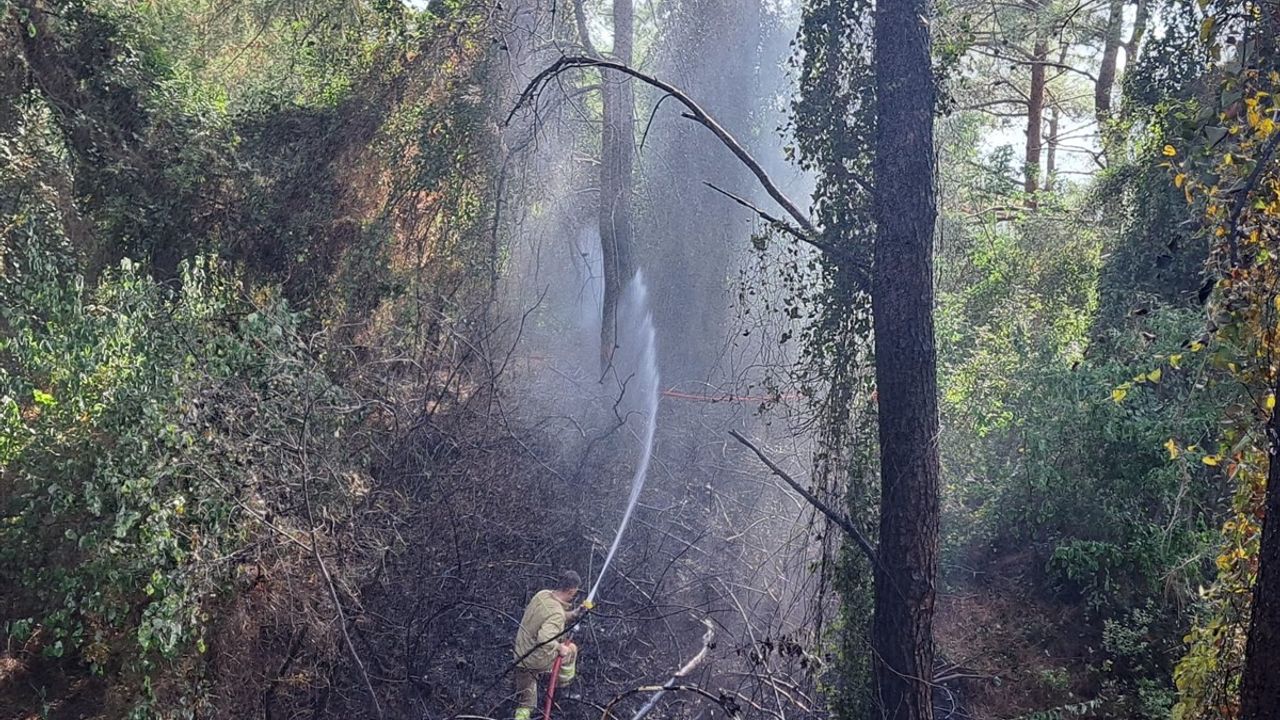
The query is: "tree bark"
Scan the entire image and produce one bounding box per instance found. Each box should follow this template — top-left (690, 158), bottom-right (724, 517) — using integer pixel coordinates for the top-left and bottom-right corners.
top-left (1095, 0), bottom-right (1124, 158)
top-left (1024, 35), bottom-right (1047, 199)
top-left (1123, 0), bottom-right (1149, 66)
top-left (1045, 104), bottom-right (1059, 192)
top-left (598, 0), bottom-right (637, 371)
top-left (1044, 45), bottom-right (1067, 192)
top-left (870, 0), bottom-right (940, 717)
top-left (1242, 378), bottom-right (1280, 717)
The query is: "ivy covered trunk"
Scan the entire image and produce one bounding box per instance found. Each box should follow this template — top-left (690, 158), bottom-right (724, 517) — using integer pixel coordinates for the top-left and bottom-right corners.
top-left (1242, 377), bottom-right (1280, 717)
top-left (869, 0), bottom-right (939, 716)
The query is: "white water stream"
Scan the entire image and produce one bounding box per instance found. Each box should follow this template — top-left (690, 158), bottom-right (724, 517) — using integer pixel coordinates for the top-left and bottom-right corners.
top-left (585, 272), bottom-right (660, 605)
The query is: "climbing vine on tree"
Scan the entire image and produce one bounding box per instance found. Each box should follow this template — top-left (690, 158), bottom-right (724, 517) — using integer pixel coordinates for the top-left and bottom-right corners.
top-left (1162, 1), bottom-right (1280, 715)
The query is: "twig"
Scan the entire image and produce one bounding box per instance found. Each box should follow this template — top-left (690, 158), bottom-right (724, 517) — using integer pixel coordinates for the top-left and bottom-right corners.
top-left (702, 182), bottom-right (832, 253)
top-left (300, 403), bottom-right (384, 720)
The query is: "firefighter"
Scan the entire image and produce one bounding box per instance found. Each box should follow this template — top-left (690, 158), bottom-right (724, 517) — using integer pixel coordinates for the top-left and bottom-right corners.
top-left (512, 570), bottom-right (589, 720)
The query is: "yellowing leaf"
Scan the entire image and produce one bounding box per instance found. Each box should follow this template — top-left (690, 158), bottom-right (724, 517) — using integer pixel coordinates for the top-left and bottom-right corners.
top-left (1191, 341), bottom-right (1205, 351)
top-left (1112, 385), bottom-right (1129, 404)
top-left (1163, 144), bottom-right (1178, 157)
top-left (1165, 439), bottom-right (1180, 459)
top-left (1203, 455), bottom-right (1221, 466)
top-left (1269, 394), bottom-right (1277, 410)
top-left (1170, 354), bottom-right (1183, 368)
top-left (1200, 15), bottom-right (1216, 42)
top-left (1147, 368), bottom-right (1163, 383)
top-left (1175, 173), bottom-right (1186, 188)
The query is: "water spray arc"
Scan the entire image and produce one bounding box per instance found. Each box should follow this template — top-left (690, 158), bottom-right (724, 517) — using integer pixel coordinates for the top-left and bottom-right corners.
top-left (585, 272), bottom-right (660, 606)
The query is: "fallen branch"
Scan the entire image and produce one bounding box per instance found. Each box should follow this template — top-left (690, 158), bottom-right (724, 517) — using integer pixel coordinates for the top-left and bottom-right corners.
top-left (727, 429), bottom-right (878, 567)
top-left (597, 618), bottom-right (717, 720)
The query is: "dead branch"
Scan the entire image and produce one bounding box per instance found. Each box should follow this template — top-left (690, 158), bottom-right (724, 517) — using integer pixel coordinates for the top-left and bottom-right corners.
top-left (727, 429), bottom-right (878, 567)
top-left (623, 618), bottom-right (715, 720)
top-left (506, 55), bottom-right (869, 282)
top-left (300, 404), bottom-right (384, 720)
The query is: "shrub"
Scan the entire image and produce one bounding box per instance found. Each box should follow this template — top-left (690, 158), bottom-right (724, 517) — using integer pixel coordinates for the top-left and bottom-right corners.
top-left (1, 256), bottom-right (362, 711)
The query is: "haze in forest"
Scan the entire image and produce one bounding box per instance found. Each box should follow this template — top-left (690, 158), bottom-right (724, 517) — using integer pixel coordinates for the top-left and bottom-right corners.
top-left (2, 0), bottom-right (1279, 719)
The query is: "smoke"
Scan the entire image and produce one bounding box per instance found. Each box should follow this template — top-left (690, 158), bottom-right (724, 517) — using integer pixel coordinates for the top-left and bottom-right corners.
top-left (488, 1), bottom-right (834, 715)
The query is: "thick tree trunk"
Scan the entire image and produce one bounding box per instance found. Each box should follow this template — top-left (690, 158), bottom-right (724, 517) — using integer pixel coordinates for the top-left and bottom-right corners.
top-left (1024, 36), bottom-right (1047, 198)
top-left (1229, 17), bottom-right (1280, 716)
top-left (870, 0), bottom-right (940, 717)
top-left (598, 0), bottom-right (637, 371)
top-left (1242, 376), bottom-right (1280, 717)
top-left (1123, 0), bottom-right (1149, 66)
top-left (1095, 0), bottom-right (1124, 157)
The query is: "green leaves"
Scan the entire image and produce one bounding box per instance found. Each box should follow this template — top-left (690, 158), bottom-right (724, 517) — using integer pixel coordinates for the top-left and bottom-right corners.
top-left (0, 257), bottom-right (357, 708)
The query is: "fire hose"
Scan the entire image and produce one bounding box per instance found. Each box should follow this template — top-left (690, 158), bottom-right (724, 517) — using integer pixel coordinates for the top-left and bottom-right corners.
top-left (542, 596), bottom-right (593, 720)
top-left (542, 654), bottom-right (565, 720)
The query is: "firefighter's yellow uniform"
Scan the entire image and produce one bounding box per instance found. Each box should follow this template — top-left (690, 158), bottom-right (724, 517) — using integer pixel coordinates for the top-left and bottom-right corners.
top-left (513, 589), bottom-right (577, 720)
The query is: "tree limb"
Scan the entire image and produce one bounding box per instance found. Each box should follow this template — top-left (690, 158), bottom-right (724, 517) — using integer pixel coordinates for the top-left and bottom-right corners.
top-left (728, 429), bottom-right (878, 567)
top-left (507, 55), bottom-right (869, 277)
top-left (1226, 130), bottom-right (1280, 266)
top-left (702, 182), bottom-right (844, 258)
top-left (628, 619), bottom-right (715, 720)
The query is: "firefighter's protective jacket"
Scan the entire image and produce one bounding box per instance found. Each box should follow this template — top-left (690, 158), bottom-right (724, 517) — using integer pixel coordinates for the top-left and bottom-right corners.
top-left (514, 589), bottom-right (571, 672)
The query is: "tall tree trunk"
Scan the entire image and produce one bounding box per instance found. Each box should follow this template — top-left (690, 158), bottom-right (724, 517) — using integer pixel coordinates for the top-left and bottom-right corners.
top-left (1024, 35), bottom-right (1047, 199)
top-left (1095, 0), bottom-right (1124, 158)
top-left (1044, 44), bottom-right (1067, 192)
top-left (1242, 375), bottom-right (1280, 717)
top-left (1123, 0), bottom-right (1149, 65)
top-left (1240, 14), bottom-right (1280, 716)
top-left (870, 0), bottom-right (940, 716)
top-left (598, 0), bottom-right (636, 370)
top-left (1044, 104), bottom-right (1059, 192)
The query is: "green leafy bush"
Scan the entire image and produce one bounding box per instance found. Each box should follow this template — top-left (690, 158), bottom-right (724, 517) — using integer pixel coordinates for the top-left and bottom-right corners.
top-left (0, 255), bottom-right (359, 710)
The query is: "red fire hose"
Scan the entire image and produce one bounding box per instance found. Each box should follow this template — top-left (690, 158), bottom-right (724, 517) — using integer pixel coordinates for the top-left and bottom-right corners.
top-left (542, 654), bottom-right (565, 720)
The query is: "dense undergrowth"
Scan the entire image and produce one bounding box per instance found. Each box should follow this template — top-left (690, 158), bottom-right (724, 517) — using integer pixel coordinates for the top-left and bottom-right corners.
top-left (1, 0), bottom-right (503, 713)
